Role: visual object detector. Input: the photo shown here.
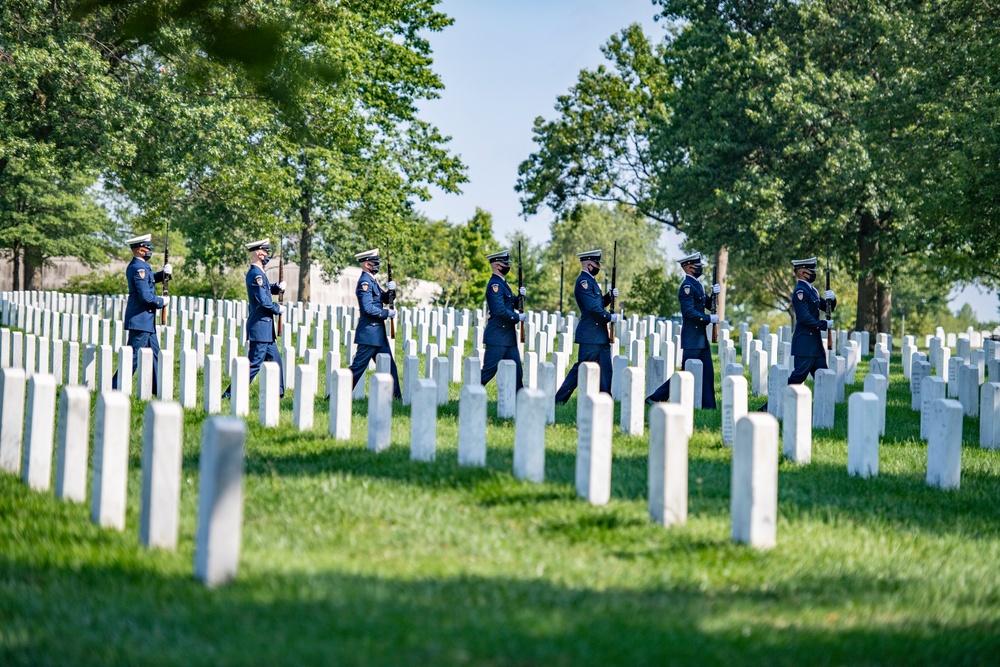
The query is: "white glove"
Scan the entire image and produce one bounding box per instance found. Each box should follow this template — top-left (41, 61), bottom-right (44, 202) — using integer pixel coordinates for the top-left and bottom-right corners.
top-left (610, 314), bottom-right (621, 323)
top-left (824, 290), bottom-right (835, 300)
top-left (611, 288), bottom-right (619, 298)
top-left (518, 286), bottom-right (526, 296)
top-left (712, 284), bottom-right (721, 294)
top-left (387, 308), bottom-right (397, 319)
top-left (387, 281), bottom-right (396, 291)
top-left (162, 264), bottom-right (173, 276)
top-left (518, 312), bottom-right (527, 322)
top-left (825, 319), bottom-right (834, 329)
top-left (277, 281), bottom-right (287, 292)
top-left (710, 314), bottom-right (720, 324)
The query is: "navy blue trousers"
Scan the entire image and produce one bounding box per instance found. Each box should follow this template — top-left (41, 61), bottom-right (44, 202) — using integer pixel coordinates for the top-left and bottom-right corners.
top-left (224, 340), bottom-right (284, 398)
top-left (788, 354), bottom-right (828, 385)
top-left (647, 346), bottom-right (716, 409)
top-left (555, 343), bottom-right (612, 403)
top-left (350, 342), bottom-right (401, 399)
top-left (480, 345), bottom-right (524, 391)
top-left (112, 330), bottom-right (160, 395)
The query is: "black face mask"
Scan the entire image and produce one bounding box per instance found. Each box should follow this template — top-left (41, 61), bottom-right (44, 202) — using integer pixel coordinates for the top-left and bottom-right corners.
top-left (589, 265), bottom-right (601, 277)
top-left (141, 248), bottom-right (153, 261)
top-left (261, 254), bottom-right (270, 267)
top-left (805, 270), bottom-right (817, 283)
top-left (692, 266), bottom-right (704, 279)
top-left (498, 264), bottom-right (510, 276)
top-left (370, 262), bottom-right (380, 275)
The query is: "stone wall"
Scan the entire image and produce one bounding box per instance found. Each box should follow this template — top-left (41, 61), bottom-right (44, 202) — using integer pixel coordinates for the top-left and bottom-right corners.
top-left (263, 263), bottom-right (441, 309)
top-left (0, 257), bottom-right (129, 292)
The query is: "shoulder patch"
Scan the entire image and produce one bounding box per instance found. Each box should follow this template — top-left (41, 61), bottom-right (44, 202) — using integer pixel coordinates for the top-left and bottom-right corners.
top-left (361, 282), bottom-right (368, 291)
top-left (581, 280), bottom-right (588, 290)
top-left (256, 275), bottom-right (264, 286)
top-left (492, 283), bottom-right (499, 293)
top-left (137, 269), bottom-right (145, 279)
top-left (797, 291), bottom-right (804, 300)
top-left (683, 285), bottom-right (690, 295)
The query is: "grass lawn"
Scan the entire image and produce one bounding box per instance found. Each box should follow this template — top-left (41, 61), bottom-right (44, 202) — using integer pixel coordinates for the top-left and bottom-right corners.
top-left (1, 343), bottom-right (999, 666)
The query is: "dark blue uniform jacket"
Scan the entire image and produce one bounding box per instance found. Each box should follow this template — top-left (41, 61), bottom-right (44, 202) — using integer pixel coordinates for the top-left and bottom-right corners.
top-left (355, 271), bottom-right (392, 347)
top-left (483, 274), bottom-right (519, 347)
top-left (573, 271), bottom-right (613, 345)
top-left (679, 274), bottom-right (711, 351)
top-left (246, 264), bottom-right (282, 342)
top-left (791, 279), bottom-right (833, 357)
top-left (124, 257), bottom-right (165, 333)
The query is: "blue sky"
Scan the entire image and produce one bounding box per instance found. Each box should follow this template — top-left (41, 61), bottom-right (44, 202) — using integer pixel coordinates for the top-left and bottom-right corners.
top-left (415, 0), bottom-right (998, 320)
top-left (415, 0), bottom-right (674, 246)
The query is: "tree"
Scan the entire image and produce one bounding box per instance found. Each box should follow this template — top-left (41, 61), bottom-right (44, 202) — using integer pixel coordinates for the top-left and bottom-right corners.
top-left (407, 208), bottom-right (500, 310)
top-left (0, 0), bottom-right (129, 285)
top-left (0, 163), bottom-right (114, 288)
top-left (546, 203), bottom-right (667, 315)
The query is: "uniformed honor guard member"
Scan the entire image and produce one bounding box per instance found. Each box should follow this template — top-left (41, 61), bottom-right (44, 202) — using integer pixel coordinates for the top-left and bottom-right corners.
top-left (112, 234), bottom-right (172, 394)
top-left (480, 249), bottom-right (526, 390)
top-left (646, 252), bottom-right (720, 408)
top-left (222, 239), bottom-right (286, 399)
top-left (787, 257), bottom-right (836, 385)
top-left (555, 249), bottom-right (619, 403)
top-left (348, 248), bottom-right (402, 399)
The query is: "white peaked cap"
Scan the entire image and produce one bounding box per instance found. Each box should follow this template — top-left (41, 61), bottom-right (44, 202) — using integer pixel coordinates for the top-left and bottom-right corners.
top-left (355, 248), bottom-right (380, 262)
top-left (125, 234), bottom-right (152, 246)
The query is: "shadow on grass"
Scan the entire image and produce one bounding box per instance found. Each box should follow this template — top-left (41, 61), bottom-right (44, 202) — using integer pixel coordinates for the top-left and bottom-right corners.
top-left (1, 540), bottom-right (998, 667)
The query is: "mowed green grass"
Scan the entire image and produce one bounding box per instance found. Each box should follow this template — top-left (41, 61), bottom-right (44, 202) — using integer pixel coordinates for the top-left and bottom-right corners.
top-left (1, 343), bottom-right (999, 666)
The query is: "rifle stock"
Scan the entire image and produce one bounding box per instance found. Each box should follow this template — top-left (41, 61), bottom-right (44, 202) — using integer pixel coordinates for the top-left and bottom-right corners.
top-left (160, 220), bottom-right (170, 325)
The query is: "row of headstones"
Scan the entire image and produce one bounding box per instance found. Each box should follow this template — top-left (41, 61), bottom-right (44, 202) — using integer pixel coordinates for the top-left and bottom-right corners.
top-left (0, 368), bottom-right (247, 587)
top-left (349, 359), bottom-right (775, 547)
top-left (908, 355), bottom-right (1000, 449)
top-left (922, 327), bottom-right (1000, 351)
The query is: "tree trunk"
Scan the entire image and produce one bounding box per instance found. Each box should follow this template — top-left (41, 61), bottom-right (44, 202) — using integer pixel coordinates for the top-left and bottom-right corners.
top-left (855, 211), bottom-right (879, 339)
top-left (714, 246), bottom-right (729, 322)
top-left (298, 197), bottom-right (314, 305)
top-left (11, 244), bottom-right (20, 291)
top-left (22, 245), bottom-right (43, 290)
top-left (877, 280), bottom-right (892, 336)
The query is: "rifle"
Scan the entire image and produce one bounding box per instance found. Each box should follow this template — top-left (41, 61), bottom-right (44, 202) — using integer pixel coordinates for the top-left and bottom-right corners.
top-left (385, 238), bottom-right (396, 339)
top-left (608, 241), bottom-right (618, 340)
top-left (160, 219), bottom-right (170, 325)
top-left (277, 235), bottom-right (284, 337)
top-left (517, 241), bottom-right (525, 343)
top-left (825, 252), bottom-right (834, 351)
top-left (711, 262), bottom-right (719, 343)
